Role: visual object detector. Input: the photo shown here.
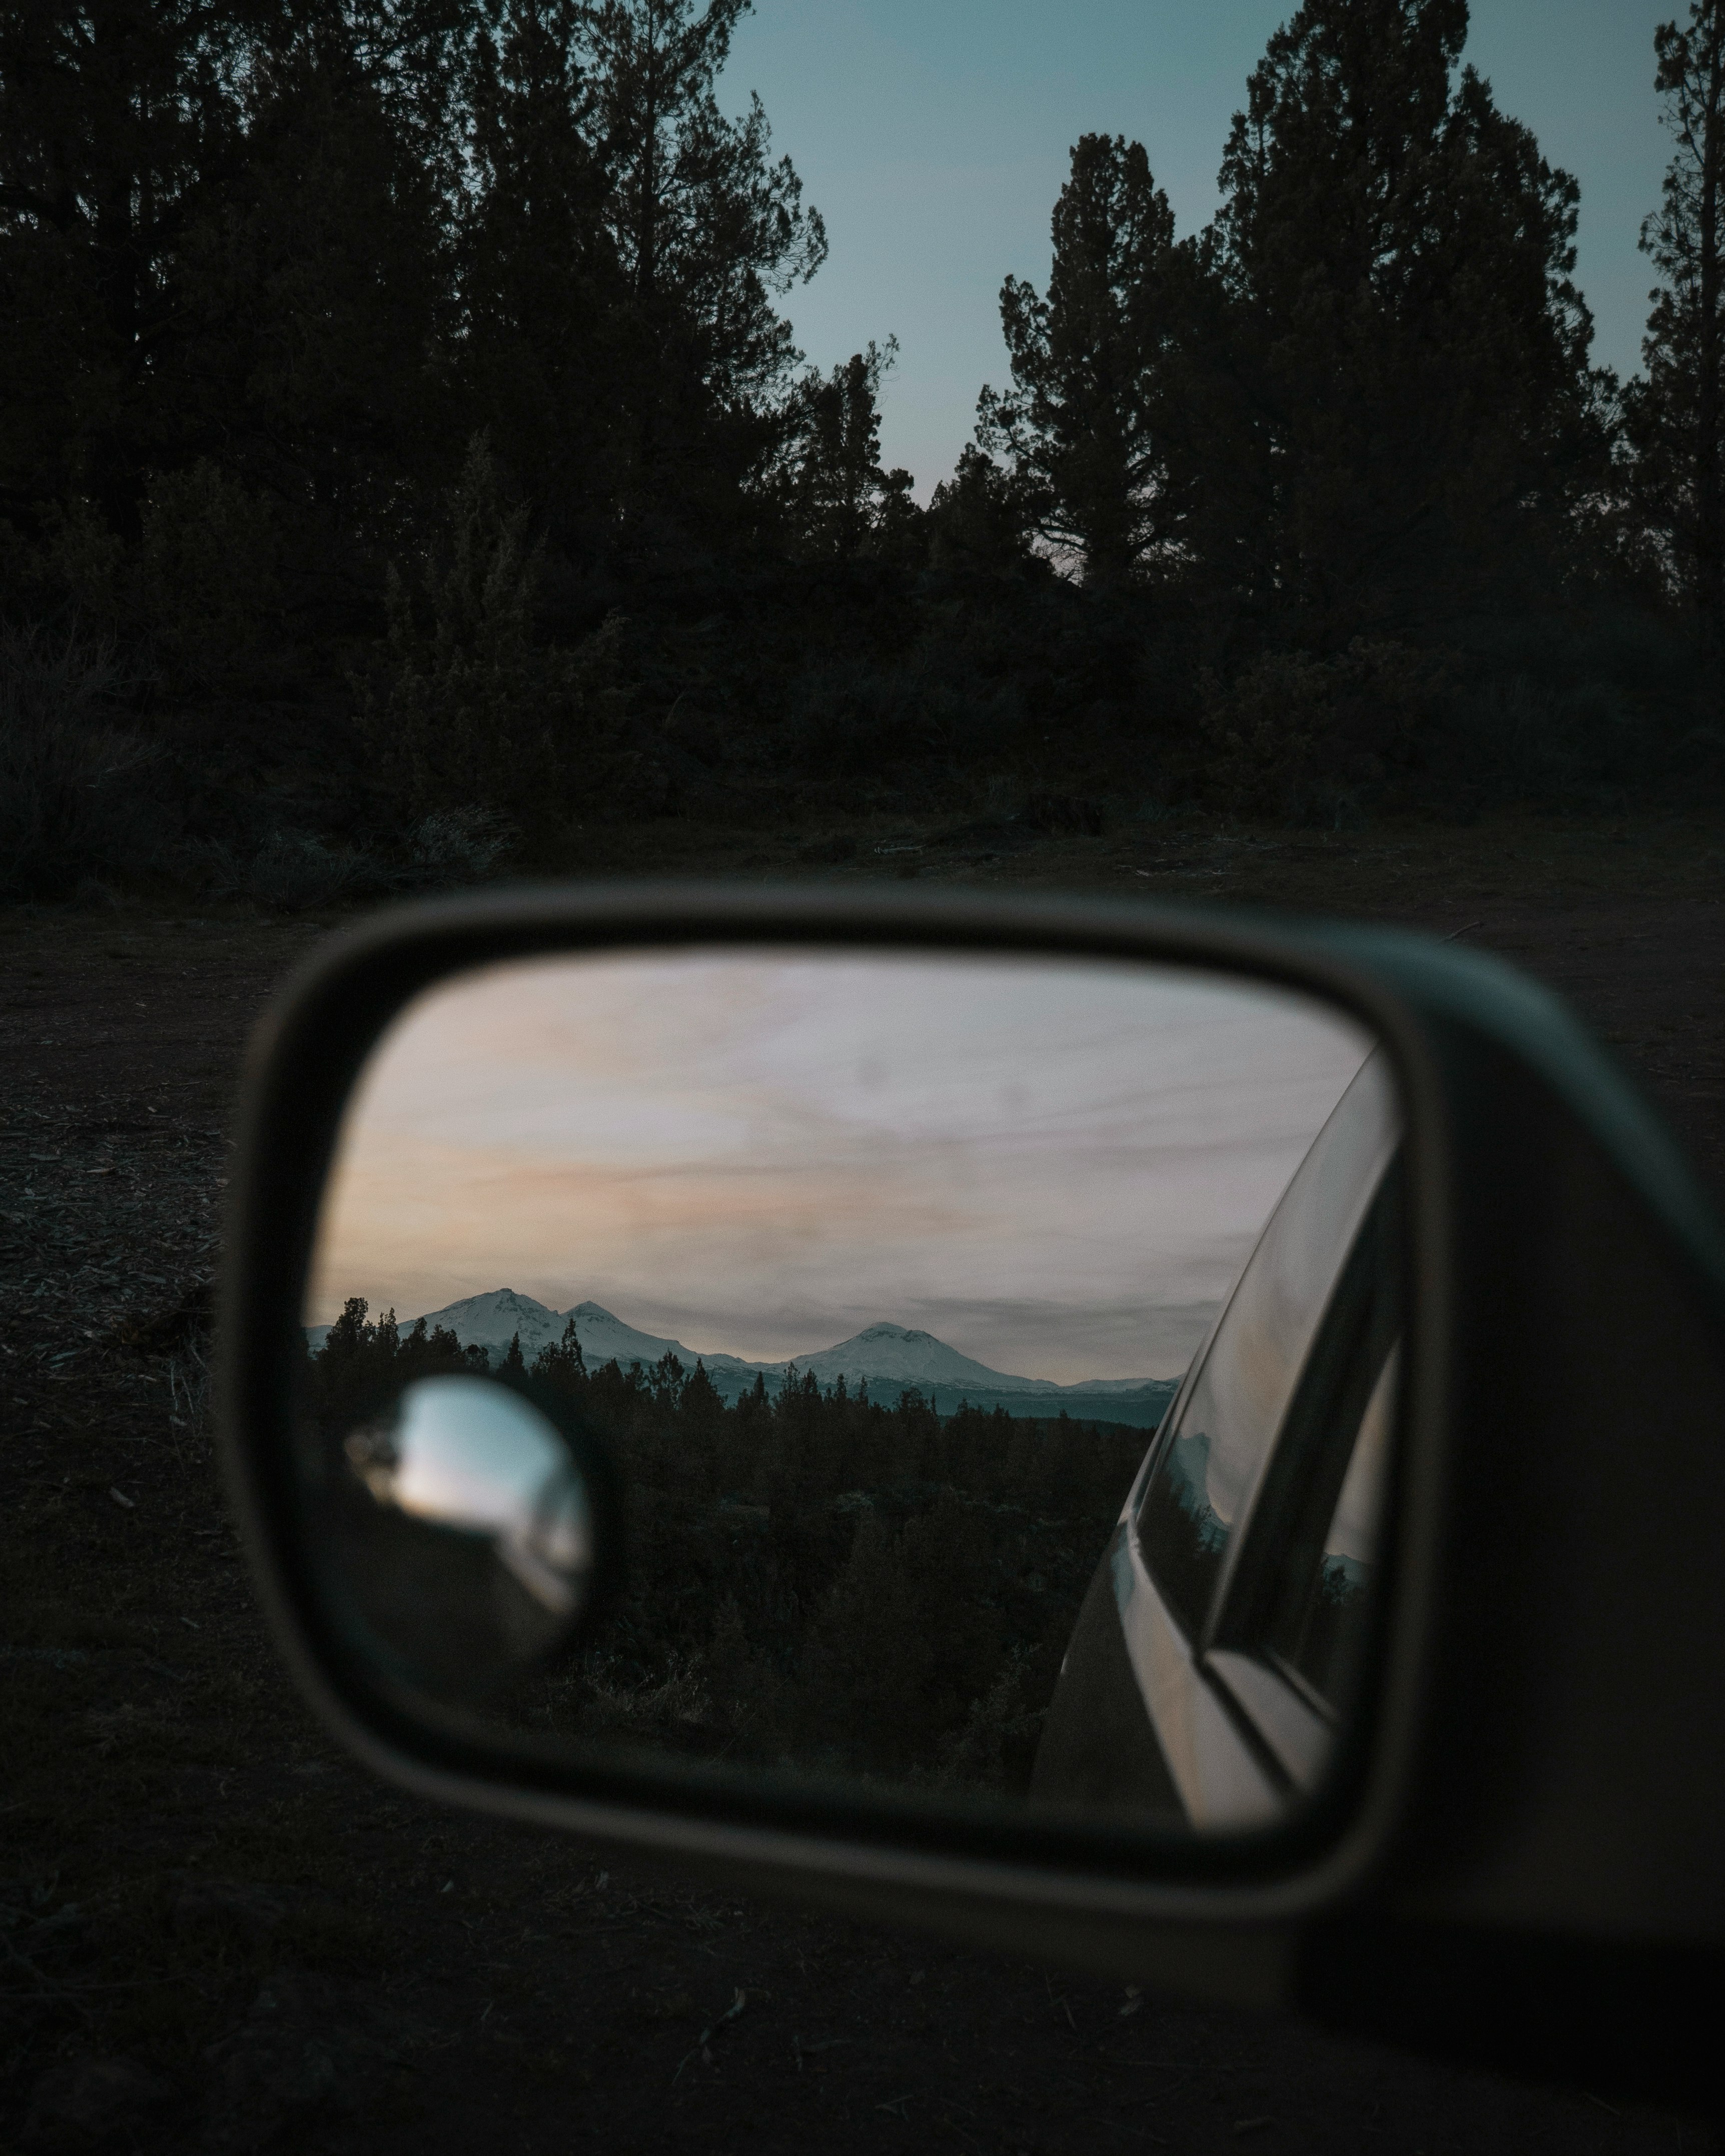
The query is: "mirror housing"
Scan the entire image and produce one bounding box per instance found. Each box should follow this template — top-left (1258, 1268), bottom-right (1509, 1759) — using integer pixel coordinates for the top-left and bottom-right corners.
top-left (219, 884), bottom-right (1725, 2103)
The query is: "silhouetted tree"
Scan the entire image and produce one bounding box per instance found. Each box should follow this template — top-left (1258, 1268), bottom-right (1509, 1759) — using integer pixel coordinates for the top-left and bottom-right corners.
top-left (1203, 0), bottom-right (1605, 643)
top-left (533, 1315), bottom-right (589, 1394)
top-left (0, 0), bottom-right (262, 526)
top-left (176, 16), bottom-right (459, 524)
top-left (461, 0), bottom-right (622, 548)
top-left (977, 135), bottom-right (1185, 588)
top-left (1623, 0), bottom-right (1725, 663)
top-left (925, 445), bottom-right (1038, 576)
top-left (584, 0), bottom-right (826, 545)
top-left (786, 339), bottom-right (918, 558)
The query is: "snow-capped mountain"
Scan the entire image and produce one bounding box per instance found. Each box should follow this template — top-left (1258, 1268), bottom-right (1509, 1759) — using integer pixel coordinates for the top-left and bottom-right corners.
top-left (549, 1300), bottom-right (762, 1386)
top-left (786, 1322), bottom-right (1059, 1393)
top-left (306, 1293), bottom-right (1178, 1426)
top-left (417, 1288), bottom-right (566, 1361)
top-left (304, 1290), bottom-right (762, 1375)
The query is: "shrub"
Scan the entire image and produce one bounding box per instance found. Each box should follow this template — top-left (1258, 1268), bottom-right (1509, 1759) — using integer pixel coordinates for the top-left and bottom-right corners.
top-left (26, 469), bottom-right (281, 691)
top-left (934, 1647), bottom-right (1054, 1794)
top-left (358, 435), bottom-right (629, 839)
top-left (1199, 638), bottom-right (1445, 821)
top-left (0, 629), bottom-right (163, 900)
top-left (34, 498), bottom-right (127, 624)
top-left (407, 804), bottom-right (518, 884)
top-left (185, 828), bottom-right (395, 912)
top-left (135, 461), bottom-right (282, 688)
top-left (1437, 673), bottom-right (1652, 801)
top-left (783, 653), bottom-right (1024, 778)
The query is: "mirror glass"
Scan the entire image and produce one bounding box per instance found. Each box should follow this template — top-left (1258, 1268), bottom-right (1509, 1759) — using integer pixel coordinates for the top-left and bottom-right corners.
top-left (313, 1375), bottom-right (594, 1693)
top-left (302, 948), bottom-right (1403, 1835)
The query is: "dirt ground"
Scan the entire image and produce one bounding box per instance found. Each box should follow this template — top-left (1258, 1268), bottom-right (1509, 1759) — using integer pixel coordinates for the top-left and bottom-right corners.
top-left (3, 807), bottom-right (1720, 2154)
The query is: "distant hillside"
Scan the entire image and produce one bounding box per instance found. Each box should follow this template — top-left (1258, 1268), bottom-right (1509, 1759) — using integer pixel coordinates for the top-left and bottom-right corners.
top-left (306, 1291), bottom-right (1182, 1426)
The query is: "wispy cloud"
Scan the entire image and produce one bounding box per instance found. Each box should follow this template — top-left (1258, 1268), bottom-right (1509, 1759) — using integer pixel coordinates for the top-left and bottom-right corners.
top-left (310, 951), bottom-right (1374, 1382)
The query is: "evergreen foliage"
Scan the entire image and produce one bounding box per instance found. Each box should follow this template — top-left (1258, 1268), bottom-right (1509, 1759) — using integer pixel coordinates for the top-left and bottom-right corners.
top-left (356, 432), bottom-right (633, 837)
top-left (978, 135), bottom-right (1185, 588)
top-left (585, 0), bottom-right (826, 547)
top-left (1, 0), bottom-right (1719, 898)
top-left (461, 0), bottom-right (622, 552)
top-left (302, 1303), bottom-right (1148, 1790)
top-left (786, 340), bottom-right (920, 561)
top-left (1623, 0), bottom-right (1725, 672)
top-left (1199, 0), bottom-right (1606, 643)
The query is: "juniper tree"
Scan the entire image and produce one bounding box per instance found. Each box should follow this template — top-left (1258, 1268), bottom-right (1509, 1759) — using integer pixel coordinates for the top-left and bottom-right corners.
top-left (925, 445), bottom-right (1038, 576)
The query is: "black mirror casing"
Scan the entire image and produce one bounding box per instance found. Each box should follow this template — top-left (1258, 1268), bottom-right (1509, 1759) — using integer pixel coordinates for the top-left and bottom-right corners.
top-left (217, 885), bottom-right (1725, 2105)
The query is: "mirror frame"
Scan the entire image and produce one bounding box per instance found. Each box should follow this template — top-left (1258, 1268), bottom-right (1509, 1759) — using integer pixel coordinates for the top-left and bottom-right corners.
top-left (219, 883), bottom-right (1725, 2091)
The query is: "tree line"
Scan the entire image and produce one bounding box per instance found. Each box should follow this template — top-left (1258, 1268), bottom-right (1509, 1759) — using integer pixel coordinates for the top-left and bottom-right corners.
top-left (306, 1297), bottom-right (1149, 1786)
top-left (3, 0), bottom-right (1722, 898)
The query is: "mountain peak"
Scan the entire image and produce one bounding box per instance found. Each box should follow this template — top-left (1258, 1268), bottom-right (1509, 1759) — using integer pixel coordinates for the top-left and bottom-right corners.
top-left (308, 1292), bottom-right (1174, 1420)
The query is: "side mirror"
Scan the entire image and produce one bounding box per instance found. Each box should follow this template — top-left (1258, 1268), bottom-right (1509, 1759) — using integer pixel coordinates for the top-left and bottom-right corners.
top-left (219, 884), bottom-right (1725, 2105)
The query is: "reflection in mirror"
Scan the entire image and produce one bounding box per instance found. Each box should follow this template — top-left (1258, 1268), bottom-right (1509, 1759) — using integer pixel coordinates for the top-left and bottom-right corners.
top-left (303, 950), bottom-right (1402, 1834)
top-left (319, 1375), bottom-right (593, 1693)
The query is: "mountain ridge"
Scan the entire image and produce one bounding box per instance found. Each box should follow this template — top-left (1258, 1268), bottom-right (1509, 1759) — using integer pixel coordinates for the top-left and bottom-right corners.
top-left (304, 1289), bottom-right (1180, 1424)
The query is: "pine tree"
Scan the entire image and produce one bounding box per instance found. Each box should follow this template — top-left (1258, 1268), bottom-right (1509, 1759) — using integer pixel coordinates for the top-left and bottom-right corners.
top-left (358, 429), bottom-right (631, 835)
top-left (976, 135), bottom-right (1184, 588)
top-left (786, 339), bottom-right (917, 558)
top-left (925, 445), bottom-right (1037, 576)
top-left (582, 0), bottom-right (826, 544)
top-left (0, 0), bottom-right (472, 534)
top-left (0, 0), bottom-right (261, 526)
top-left (1623, 1), bottom-right (1725, 659)
top-left (462, 0), bottom-right (621, 549)
top-left (1205, 0), bottom-right (1604, 643)
top-left (176, 18), bottom-right (458, 522)
top-left (533, 1315), bottom-right (589, 1393)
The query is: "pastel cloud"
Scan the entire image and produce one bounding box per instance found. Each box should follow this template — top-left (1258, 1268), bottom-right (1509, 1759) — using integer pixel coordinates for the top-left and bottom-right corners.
top-left (310, 950), bottom-right (1375, 1382)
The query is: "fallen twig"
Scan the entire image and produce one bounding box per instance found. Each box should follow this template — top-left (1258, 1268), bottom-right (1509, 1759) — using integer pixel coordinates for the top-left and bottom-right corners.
top-left (673, 1986), bottom-right (748, 2080)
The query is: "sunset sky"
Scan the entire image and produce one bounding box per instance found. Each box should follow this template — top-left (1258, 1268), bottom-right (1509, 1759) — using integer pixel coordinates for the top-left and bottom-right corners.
top-left (309, 951), bottom-right (1377, 1382)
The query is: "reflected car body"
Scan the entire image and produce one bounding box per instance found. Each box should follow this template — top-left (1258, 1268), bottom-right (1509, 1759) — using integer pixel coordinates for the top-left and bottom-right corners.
top-left (1033, 1052), bottom-right (1403, 1828)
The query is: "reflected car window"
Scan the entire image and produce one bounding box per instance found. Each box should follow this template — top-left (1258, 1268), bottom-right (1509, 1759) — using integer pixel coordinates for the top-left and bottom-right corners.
top-left (1135, 1052), bottom-right (1400, 1640)
top-left (1264, 1346), bottom-right (1396, 1703)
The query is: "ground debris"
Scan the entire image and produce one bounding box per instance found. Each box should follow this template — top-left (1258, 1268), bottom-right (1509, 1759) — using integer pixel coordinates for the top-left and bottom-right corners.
top-left (674, 1985), bottom-right (749, 2079)
top-left (170, 1877), bottom-right (309, 1943)
top-left (199, 1972), bottom-right (427, 2153)
top-left (22, 2053), bottom-right (173, 2149)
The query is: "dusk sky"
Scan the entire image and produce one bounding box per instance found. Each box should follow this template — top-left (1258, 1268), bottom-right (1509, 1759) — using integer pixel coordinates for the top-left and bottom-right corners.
top-left (309, 952), bottom-right (1376, 1382)
top-left (718, 1), bottom-right (1676, 496)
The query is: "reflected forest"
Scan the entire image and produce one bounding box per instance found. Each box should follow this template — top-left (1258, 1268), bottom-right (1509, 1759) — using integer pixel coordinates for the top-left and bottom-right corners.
top-left (308, 1301), bottom-right (1150, 1788)
top-left (6, 0), bottom-right (1725, 906)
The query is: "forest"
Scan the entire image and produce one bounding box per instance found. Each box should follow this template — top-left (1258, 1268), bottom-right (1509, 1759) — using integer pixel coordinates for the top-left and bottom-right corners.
top-left (306, 1299), bottom-right (1153, 1790)
top-left (4, 0), bottom-right (1724, 904)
